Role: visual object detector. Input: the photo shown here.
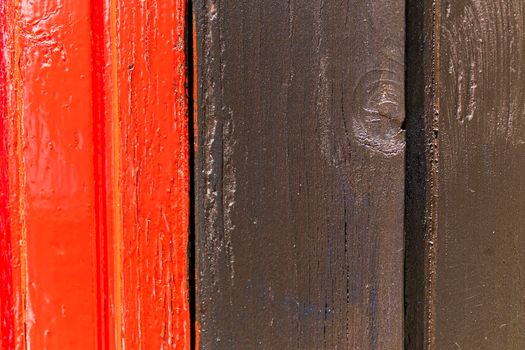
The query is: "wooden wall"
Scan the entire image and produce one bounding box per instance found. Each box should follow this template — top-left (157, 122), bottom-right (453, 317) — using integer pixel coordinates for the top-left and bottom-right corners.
top-left (2, 0), bottom-right (525, 349)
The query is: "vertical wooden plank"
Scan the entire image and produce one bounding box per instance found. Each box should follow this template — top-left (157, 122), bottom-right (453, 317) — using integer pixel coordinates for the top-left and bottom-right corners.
top-left (404, 0), bottom-right (436, 348)
top-left (115, 0), bottom-right (191, 348)
top-left (10, 0), bottom-right (100, 348)
top-left (436, 1), bottom-right (525, 348)
top-left (194, 0), bottom-right (405, 348)
top-left (0, 0), bottom-right (190, 348)
top-left (0, 2), bottom-right (17, 349)
top-left (407, 0), bottom-right (525, 349)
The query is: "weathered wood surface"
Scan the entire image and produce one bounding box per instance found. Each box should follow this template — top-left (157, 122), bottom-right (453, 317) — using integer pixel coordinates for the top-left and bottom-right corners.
top-left (194, 1), bottom-right (405, 348)
top-left (406, 0), bottom-right (525, 349)
top-left (0, 0), bottom-right (190, 348)
top-left (404, 0), bottom-right (437, 348)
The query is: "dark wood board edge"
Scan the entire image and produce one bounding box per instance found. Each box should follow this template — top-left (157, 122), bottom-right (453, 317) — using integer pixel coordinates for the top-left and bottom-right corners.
top-left (404, 0), bottom-right (441, 348)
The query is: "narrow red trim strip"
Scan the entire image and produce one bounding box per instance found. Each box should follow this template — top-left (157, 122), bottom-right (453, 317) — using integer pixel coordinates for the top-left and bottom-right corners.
top-left (0, 1), bottom-right (14, 348)
top-left (90, 1), bottom-right (110, 349)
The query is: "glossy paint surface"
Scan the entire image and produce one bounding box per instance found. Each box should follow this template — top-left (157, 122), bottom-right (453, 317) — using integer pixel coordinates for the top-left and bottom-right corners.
top-left (0, 2), bottom-right (15, 348)
top-left (0, 0), bottom-right (190, 348)
top-left (115, 0), bottom-right (190, 348)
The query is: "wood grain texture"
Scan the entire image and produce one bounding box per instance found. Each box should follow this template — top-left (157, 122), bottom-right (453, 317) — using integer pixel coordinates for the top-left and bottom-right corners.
top-left (408, 0), bottom-right (525, 349)
top-left (0, 0), bottom-right (190, 348)
top-left (193, 1), bottom-right (405, 348)
top-left (115, 0), bottom-right (191, 348)
top-left (404, 0), bottom-right (438, 348)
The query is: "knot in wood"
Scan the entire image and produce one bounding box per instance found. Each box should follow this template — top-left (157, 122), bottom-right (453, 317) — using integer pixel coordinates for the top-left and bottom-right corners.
top-left (352, 69), bottom-right (404, 156)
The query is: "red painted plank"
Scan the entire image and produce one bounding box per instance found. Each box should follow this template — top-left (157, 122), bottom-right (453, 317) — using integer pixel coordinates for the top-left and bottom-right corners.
top-left (0, 2), bottom-right (14, 348)
top-left (0, 0), bottom-right (190, 348)
top-left (114, 0), bottom-right (190, 348)
top-left (15, 0), bottom-right (100, 348)
top-left (1, 3), bottom-right (25, 348)
top-left (90, 0), bottom-right (111, 348)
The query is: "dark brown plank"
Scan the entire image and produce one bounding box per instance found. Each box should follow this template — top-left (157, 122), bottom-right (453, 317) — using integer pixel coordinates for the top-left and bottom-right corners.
top-left (407, 0), bottom-right (525, 349)
top-left (404, 0), bottom-right (437, 348)
top-left (193, 1), bottom-right (405, 348)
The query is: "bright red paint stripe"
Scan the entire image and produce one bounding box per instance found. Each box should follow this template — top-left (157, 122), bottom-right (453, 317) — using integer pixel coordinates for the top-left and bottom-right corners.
top-left (90, 0), bottom-right (110, 349)
top-left (1, 2), bottom-right (190, 348)
top-left (116, 0), bottom-right (190, 347)
top-left (0, 1), bottom-right (14, 348)
top-left (20, 1), bottom-right (100, 347)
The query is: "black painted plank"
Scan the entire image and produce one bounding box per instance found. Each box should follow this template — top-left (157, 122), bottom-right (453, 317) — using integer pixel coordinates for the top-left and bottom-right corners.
top-left (435, 1), bottom-right (525, 349)
top-left (404, 0), bottom-right (436, 348)
top-left (406, 1), bottom-right (525, 349)
top-left (194, 1), bottom-right (405, 348)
